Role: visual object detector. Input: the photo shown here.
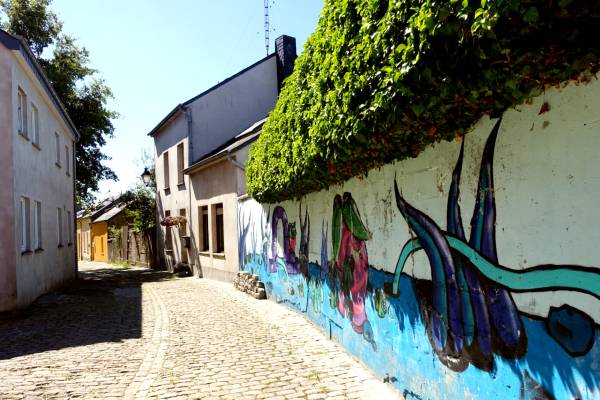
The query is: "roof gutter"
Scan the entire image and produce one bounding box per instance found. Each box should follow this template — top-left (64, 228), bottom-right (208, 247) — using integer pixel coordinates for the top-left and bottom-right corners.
top-left (0, 30), bottom-right (80, 141)
top-left (147, 104), bottom-right (184, 137)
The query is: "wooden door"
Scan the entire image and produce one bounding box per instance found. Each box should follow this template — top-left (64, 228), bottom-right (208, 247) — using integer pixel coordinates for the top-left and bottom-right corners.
top-left (91, 222), bottom-right (108, 262)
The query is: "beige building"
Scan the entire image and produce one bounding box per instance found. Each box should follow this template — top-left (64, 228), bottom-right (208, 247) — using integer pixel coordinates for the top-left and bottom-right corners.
top-left (0, 30), bottom-right (79, 312)
top-left (76, 212), bottom-right (92, 261)
top-left (149, 35), bottom-right (296, 281)
top-left (183, 121), bottom-right (263, 281)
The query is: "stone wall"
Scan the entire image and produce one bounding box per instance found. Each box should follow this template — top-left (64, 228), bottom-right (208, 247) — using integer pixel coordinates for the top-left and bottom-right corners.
top-left (238, 79), bottom-right (600, 399)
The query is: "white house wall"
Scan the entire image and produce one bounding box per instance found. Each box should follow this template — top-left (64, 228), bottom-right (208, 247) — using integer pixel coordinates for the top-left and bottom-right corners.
top-left (238, 78), bottom-right (600, 399)
top-left (11, 51), bottom-right (77, 307)
top-left (153, 56), bottom-right (279, 274)
top-left (0, 42), bottom-right (17, 311)
top-left (187, 56), bottom-right (278, 162)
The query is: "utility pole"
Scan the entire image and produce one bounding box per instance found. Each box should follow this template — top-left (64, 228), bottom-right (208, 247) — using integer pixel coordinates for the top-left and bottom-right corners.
top-left (264, 0), bottom-right (270, 55)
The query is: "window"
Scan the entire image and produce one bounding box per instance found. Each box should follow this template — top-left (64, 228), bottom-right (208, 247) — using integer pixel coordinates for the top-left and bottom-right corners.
top-left (33, 201), bottom-right (42, 250)
top-left (17, 88), bottom-right (27, 137)
top-left (20, 197), bottom-right (30, 252)
top-left (213, 203), bottom-right (224, 253)
top-left (163, 151), bottom-right (170, 190)
top-left (200, 206), bottom-right (209, 252)
top-left (177, 143), bottom-right (184, 186)
top-left (57, 208), bottom-right (63, 246)
top-left (66, 211), bottom-right (72, 245)
top-left (31, 104), bottom-right (39, 146)
top-left (65, 145), bottom-right (70, 176)
top-left (164, 210), bottom-right (172, 250)
top-left (55, 132), bottom-right (61, 167)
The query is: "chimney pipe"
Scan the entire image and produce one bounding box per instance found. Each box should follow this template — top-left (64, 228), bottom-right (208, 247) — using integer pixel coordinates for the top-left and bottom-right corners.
top-left (275, 35), bottom-right (297, 92)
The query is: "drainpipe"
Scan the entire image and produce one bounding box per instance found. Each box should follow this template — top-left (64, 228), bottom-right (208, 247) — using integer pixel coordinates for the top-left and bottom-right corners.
top-left (226, 152), bottom-right (245, 171)
top-left (183, 106), bottom-right (195, 273)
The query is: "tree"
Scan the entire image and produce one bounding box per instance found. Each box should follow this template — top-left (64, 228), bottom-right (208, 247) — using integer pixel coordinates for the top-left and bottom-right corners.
top-left (0, 0), bottom-right (117, 208)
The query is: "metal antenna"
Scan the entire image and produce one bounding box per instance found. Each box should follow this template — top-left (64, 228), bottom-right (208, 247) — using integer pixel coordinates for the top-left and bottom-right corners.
top-left (264, 0), bottom-right (270, 55)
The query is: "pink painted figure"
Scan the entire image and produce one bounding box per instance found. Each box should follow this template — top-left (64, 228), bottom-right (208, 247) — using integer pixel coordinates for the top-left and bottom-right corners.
top-left (334, 193), bottom-right (370, 334)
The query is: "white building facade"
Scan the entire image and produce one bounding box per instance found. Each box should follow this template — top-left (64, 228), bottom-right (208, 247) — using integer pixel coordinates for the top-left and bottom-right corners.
top-left (0, 30), bottom-right (79, 312)
top-left (150, 35), bottom-right (296, 280)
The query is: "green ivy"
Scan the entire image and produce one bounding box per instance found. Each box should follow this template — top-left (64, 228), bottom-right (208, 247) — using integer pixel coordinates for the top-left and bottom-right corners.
top-left (247, 0), bottom-right (600, 203)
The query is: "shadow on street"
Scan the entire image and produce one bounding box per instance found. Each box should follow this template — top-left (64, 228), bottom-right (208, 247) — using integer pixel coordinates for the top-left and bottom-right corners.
top-left (0, 266), bottom-right (173, 361)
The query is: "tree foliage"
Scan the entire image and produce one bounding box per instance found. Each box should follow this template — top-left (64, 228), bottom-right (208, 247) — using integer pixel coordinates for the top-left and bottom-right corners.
top-left (247, 0), bottom-right (600, 203)
top-left (118, 184), bottom-right (156, 232)
top-left (0, 0), bottom-right (117, 208)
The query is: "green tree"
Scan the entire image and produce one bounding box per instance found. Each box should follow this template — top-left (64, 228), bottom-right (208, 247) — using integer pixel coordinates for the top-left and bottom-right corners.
top-left (0, 0), bottom-right (117, 208)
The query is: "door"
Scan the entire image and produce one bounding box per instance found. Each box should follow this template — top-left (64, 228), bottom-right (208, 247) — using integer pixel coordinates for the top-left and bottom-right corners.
top-left (91, 222), bottom-right (108, 262)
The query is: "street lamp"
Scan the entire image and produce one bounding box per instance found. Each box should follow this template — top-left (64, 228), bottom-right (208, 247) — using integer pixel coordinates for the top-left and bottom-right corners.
top-left (141, 168), bottom-right (152, 187)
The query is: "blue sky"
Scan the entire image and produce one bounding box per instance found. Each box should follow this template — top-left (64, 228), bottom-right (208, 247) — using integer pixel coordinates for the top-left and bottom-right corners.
top-left (50, 0), bottom-right (324, 198)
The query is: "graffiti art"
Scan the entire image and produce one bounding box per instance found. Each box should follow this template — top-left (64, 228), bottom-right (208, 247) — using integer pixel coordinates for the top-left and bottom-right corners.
top-left (393, 118), bottom-right (600, 371)
top-left (239, 118), bottom-right (600, 398)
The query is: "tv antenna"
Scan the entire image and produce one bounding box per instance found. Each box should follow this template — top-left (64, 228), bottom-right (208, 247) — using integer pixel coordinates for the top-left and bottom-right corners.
top-left (264, 0), bottom-right (270, 55)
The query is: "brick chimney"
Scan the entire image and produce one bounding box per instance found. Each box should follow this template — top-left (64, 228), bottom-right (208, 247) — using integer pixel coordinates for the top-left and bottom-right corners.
top-left (275, 35), bottom-right (297, 91)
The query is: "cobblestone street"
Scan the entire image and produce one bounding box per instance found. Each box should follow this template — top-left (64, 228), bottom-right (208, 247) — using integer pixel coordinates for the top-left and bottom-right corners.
top-left (0, 262), bottom-right (401, 399)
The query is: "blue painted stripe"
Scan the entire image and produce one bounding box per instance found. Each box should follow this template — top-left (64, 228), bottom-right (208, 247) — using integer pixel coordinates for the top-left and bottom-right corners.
top-left (393, 237), bottom-right (600, 299)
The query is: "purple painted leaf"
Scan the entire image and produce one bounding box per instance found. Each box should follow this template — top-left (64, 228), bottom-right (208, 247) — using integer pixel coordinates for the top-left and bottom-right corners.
top-left (394, 180), bottom-right (463, 352)
top-left (468, 118), bottom-right (524, 351)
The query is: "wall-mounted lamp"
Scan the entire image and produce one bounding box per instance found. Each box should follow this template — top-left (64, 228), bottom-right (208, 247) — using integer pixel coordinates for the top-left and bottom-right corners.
top-left (141, 168), bottom-right (153, 187)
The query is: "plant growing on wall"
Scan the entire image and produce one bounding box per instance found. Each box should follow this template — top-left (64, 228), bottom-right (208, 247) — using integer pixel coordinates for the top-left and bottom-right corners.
top-left (247, 0), bottom-right (600, 203)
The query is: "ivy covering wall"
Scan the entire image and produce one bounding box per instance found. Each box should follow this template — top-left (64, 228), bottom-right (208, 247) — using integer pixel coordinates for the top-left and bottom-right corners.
top-left (246, 0), bottom-right (600, 203)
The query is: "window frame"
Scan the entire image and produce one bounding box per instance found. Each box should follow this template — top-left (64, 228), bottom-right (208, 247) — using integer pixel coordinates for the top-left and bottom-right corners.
top-left (65, 144), bottom-right (70, 176)
top-left (17, 88), bottom-right (28, 138)
top-left (199, 205), bottom-right (209, 252)
top-left (163, 151), bottom-right (170, 191)
top-left (177, 143), bottom-right (185, 186)
top-left (20, 197), bottom-right (30, 253)
top-left (55, 132), bottom-right (61, 168)
top-left (31, 103), bottom-right (40, 147)
top-left (213, 203), bottom-right (224, 254)
top-left (33, 200), bottom-right (42, 250)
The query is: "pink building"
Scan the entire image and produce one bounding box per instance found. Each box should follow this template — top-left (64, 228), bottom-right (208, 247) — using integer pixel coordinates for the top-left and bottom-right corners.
top-left (0, 30), bottom-right (79, 312)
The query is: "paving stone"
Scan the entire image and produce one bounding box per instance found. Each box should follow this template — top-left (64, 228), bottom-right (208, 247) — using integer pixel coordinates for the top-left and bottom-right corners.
top-left (0, 261), bottom-right (402, 399)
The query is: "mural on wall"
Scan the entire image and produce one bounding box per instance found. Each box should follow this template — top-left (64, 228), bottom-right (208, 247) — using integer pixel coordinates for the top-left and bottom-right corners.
top-left (239, 118), bottom-right (600, 398)
top-left (393, 118), bottom-right (600, 370)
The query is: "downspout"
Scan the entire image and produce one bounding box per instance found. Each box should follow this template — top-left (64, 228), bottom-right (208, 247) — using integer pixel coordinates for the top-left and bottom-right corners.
top-left (226, 152), bottom-right (245, 171)
top-left (183, 106), bottom-right (195, 274)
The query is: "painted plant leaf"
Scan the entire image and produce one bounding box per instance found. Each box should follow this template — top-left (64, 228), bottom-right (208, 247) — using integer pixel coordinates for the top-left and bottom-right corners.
top-left (447, 138), bottom-right (485, 350)
top-left (394, 180), bottom-right (463, 352)
top-left (468, 118), bottom-right (524, 352)
top-left (447, 139), bottom-right (466, 240)
top-left (341, 192), bottom-right (371, 240)
top-left (332, 195), bottom-right (343, 261)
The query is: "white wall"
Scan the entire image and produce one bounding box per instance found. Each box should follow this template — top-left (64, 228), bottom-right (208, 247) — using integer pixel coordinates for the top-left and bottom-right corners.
top-left (237, 77), bottom-right (600, 399)
top-left (11, 52), bottom-right (77, 307)
top-left (152, 55), bottom-right (279, 272)
top-left (243, 79), bottom-right (600, 322)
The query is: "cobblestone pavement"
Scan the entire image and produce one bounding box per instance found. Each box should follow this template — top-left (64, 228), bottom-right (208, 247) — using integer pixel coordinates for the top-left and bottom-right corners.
top-left (0, 262), bottom-right (402, 400)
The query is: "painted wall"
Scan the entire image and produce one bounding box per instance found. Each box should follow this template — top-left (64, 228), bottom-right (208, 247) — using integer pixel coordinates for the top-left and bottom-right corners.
top-left (154, 133), bottom-right (190, 271)
top-left (238, 79), bottom-right (600, 399)
top-left (0, 41), bottom-right (17, 312)
top-left (188, 157), bottom-right (243, 281)
top-left (10, 48), bottom-right (77, 308)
